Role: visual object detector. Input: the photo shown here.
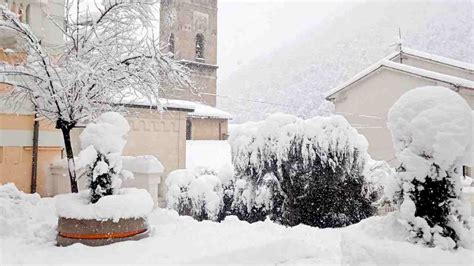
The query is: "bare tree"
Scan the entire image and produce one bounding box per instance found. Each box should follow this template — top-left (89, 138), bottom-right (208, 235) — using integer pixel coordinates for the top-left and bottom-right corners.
top-left (0, 1), bottom-right (192, 192)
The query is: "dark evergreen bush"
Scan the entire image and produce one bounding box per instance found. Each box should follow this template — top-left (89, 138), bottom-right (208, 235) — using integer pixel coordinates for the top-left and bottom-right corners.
top-left (88, 153), bottom-right (115, 204)
top-left (228, 114), bottom-right (376, 227)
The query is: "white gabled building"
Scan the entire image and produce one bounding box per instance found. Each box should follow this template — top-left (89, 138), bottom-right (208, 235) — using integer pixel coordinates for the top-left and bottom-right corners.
top-left (326, 47), bottom-right (473, 175)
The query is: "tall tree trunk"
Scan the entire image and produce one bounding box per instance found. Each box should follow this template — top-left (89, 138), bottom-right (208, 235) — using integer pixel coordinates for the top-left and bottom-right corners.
top-left (60, 126), bottom-right (78, 193)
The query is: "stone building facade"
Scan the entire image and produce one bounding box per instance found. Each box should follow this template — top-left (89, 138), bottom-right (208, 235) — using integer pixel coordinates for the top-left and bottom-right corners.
top-left (160, 0), bottom-right (218, 106)
top-left (160, 0), bottom-right (230, 140)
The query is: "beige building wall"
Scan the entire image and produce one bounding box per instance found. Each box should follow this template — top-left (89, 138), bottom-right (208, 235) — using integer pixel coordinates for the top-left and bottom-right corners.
top-left (332, 68), bottom-right (474, 166)
top-left (0, 0), bottom-right (66, 196)
top-left (70, 108), bottom-right (188, 203)
top-left (0, 113), bottom-right (63, 196)
top-left (189, 117), bottom-right (228, 140)
top-left (391, 54), bottom-right (474, 81)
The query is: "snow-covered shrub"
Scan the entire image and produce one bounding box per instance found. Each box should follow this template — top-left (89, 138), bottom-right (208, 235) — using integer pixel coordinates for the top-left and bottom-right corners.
top-left (166, 166), bottom-right (232, 221)
top-left (166, 169), bottom-right (196, 216)
top-left (188, 175), bottom-right (224, 221)
top-left (77, 112), bottom-right (132, 203)
top-left (364, 160), bottom-right (394, 203)
top-left (387, 86), bottom-right (472, 249)
top-left (231, 173), bottom-right (284, 223)
top-left (229, 113), bottom-right (375, 227)
top-left (218, 164), bottom-right (236, 220)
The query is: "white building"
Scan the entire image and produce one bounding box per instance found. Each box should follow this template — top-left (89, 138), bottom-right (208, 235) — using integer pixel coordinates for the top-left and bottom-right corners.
top-left (326, 47), bottom-right (473, 175)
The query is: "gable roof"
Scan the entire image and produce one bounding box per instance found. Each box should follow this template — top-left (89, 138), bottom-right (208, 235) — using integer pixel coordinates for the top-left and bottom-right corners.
top-left (326, 49), bottom-right (474, 100)
top-left (395, 47), bottom-right (474, 71)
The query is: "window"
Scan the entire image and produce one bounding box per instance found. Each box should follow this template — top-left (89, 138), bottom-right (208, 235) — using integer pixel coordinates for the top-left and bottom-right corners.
top-left (195, 33), bottom-right (204, 61)
top-left (463, 166), bottom-right (471, 177)
top-left (168, 33), bottom-right (175, 55)
top-left (25, 4), bottom-right (30, 24)
top-left (186, 119), bottom-right (192, 140)
top-left (18, 3), bottom-right (23, 21)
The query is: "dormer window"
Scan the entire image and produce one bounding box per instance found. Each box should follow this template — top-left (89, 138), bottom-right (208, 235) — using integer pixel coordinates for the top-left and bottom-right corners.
top-left (195, 33), bottom-right (204, 61)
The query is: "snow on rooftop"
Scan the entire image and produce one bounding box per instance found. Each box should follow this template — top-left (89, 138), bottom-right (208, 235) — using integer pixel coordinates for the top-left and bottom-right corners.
top-left (400, 47), bottom-right (474, 71)
top-left (382, 60), bottom-right (474, 88)
top-left (118, 96), bottom-right (231, 120)
top-left (165, 99), bottom-right (232, 120)
top-left (326, 52), bottom-right (474, 99)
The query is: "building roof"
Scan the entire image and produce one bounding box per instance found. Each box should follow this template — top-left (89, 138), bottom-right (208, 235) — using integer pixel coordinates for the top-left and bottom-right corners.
top-left (121, 96), bottom-right (231, 120)
top-left (164, 99), bottom-right (232, 120)
top-left (326, 48), bottom-right (474, 100)
top-left (394, 47), bottom-right (474, 71)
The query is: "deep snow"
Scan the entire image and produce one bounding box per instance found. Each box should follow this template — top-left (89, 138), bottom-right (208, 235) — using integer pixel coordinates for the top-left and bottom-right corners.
top-left (186, 140), bottom-right (232, 171)
top-left (1, 184), bottom-right (472, 265)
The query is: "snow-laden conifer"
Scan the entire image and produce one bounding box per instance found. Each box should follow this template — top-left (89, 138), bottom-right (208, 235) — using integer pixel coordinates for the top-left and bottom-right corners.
top-left (387, 86), bottom-right (472, 249)
top-left (76, 112), bottom-right (132, 203)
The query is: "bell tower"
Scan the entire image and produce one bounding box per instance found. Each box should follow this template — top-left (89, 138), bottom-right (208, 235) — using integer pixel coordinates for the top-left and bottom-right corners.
top-left (160, 0), bottom-right (218, 106)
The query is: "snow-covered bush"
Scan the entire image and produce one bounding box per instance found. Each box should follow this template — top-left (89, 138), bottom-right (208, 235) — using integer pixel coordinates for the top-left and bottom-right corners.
top-left (188, 175), bottom-right (224, 221)
top-left (387, 86), bottom-right (472, 249)
top-left (166, 169), bottom-right (196, 216)
top-left (76, 112), bottom-right (132, 203)
top-left (231, 173), bottom-right (284, 223)
top-left (229, 113), bottom-right (375, 227)
top-left (166, 166), bottom-right (233, 221)
top-left (218, 164), bottom-right (236, 220)
top-left (364, 160), bottom-right (394, 204)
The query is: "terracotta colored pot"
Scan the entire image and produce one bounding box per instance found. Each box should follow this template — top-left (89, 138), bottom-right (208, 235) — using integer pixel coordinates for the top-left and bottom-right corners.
top-left (56, 216), bottom-right (149, 247)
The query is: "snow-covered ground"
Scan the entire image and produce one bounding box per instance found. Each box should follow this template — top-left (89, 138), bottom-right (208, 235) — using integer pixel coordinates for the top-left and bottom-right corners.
top-left (1, 184), bottom-right (472, 265)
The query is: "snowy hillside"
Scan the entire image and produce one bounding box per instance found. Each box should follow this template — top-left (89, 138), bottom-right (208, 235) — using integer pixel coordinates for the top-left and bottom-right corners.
top-left (218, 0), bottom-right (473, 122)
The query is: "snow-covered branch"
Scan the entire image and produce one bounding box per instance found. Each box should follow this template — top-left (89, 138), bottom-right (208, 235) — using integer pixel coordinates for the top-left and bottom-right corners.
top-left (0, 1), bottom-right (193, 192)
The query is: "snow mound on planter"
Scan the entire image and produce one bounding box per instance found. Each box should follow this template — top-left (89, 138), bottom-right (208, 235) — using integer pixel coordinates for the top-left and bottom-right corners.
top-left (387, 86), bottom-right (472, 179)
top-left (79, 111), bottom-right (130, 154)
top-left (0, 183), bottom-right (57, 244)
top-left (55, 188), bottom-right (153, 222)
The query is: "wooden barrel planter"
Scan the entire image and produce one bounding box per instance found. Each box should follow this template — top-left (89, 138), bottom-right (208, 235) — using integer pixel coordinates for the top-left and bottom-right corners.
top-left (57, 216), bottom-right (149, 247)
